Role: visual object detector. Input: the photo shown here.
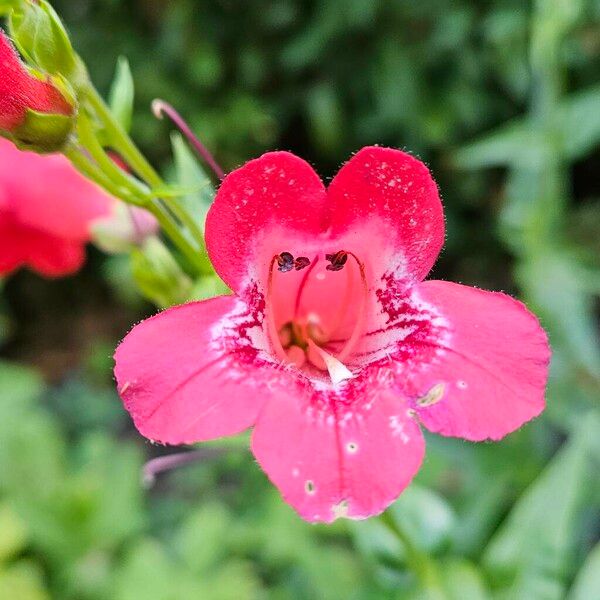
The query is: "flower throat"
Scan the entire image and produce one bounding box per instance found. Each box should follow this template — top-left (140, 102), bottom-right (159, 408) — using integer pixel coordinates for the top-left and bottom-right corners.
top-left (266, 250), bottom-right (368, 385)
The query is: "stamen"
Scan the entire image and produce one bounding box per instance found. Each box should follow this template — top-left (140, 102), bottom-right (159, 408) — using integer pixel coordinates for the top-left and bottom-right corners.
top-left (325, 257), bottom-right (355, 339)
top-left (294, 256), bottom-right (311, 270)
top-left (266, 255), bottom-right (290, 361)
top-left (307, 339), bottom-right (354, 385)
top-left (276, 251), bottom-right (295, 272)
top-left (152, 99), bottom-right (225, 180)
top-left (326, 251), bottom-right (348, 271)
top-left (305, 320), bottom-right (328, 345)
top-left (335, 252), bottom-right (368, 362)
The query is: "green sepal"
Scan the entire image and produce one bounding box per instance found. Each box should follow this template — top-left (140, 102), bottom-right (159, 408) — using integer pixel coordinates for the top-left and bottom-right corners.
top-left (8, 107), bottom-right (75, 153)
top-left (8, 0), bottom-right (87, 86)
top-left (0, 0), bottom-right (18, 17)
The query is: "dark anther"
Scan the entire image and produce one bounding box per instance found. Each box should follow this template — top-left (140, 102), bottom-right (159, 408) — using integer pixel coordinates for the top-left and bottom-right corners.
top-left (325, 251), bottom-right (348, 272)
top-left (294, 256), bottom-right (311, 271)
top-left (277, 252), bottom-right (295, 273)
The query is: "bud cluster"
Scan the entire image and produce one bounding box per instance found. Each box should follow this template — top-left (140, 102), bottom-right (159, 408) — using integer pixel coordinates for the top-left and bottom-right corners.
top-left (0, 0), bottom-right (81, 151)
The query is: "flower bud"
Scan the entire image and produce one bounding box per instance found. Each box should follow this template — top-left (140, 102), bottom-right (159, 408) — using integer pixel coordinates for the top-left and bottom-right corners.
top-left (7, 0), bottom-right (84, 83)
top-left (0, 30), bottom-right (75, 151)
top-left (131, 237), bottom-right (193, 308)
top-left (91, 202), bottom-right (159, 254)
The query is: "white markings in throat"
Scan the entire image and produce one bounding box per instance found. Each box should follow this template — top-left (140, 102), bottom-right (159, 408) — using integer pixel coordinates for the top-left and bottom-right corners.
top-left (307, 339), bottom-right (354, 385)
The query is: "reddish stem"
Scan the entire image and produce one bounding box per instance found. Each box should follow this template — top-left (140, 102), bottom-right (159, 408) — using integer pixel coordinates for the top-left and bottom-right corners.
top-left (152, 99), bottom-right (225, 180)
top-left (143, 448), bottom-right (221, 486)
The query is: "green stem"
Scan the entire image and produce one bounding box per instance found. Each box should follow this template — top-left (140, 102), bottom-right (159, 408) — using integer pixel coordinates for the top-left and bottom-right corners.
top-left (65, 144), bottom-right (138, 204)
top-left (79, 86), bottom-right (208, 273)
top-left (85, 86), bottom-right (163, 188)
top-left (378, 510), bottom-right (448, 599)
top-left (146, 198), bottom-right (206, 272)
top-left (168, 197), bottom-right (206, 254)
top-left (76, 111), bottom-right (150, 203)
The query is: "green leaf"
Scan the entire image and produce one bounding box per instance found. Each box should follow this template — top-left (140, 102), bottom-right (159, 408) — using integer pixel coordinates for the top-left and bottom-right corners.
top-left (437, 559), bottom-right (490, 600)
top-left (306, 82), bottom-right (344, 154)
top-left (516, 250), bottom-right (600, 386)
top-left (483, 412), bottom-right (600, 599)
top-left (557, 85), bottom-right (600, 159)
top-left (0, 561), bottom-right (50, 600)
top-left (352, 484), bottom-right (456, 569)
top-left (108, 57), bottom-right (135, 133)
top-left (567, 542), bottom-right (600, 600)
top-left (114, 538), bottom-right (182, 600)
top-left (0, 363), bottom-right (65, 501)
top-left (0, 504), bottom-right (28, 563)
top-left (0, 361), bottom-right (44, 409)
top-left (454, 85), bottom-right (600, 169)
top-left (391, 485), bottom-right (456, 554)
top-left (188, 274), bottom-right (230, 301)
top-left (174, 503), bottom-right (231, 573)
top-left (73, 433), bottom-right (145, 550)
top-left (171, 132), bottom-right (215, 232)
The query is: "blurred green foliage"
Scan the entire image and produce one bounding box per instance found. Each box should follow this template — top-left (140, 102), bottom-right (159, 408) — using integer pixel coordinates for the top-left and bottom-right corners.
top-left (1, 0), bottom-right (600, 598)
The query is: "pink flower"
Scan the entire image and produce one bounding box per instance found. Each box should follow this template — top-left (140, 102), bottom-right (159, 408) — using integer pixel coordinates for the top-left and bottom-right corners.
top-left (0, 30), bottom-right (73, 131)
top-left (115, 147), bottom-right (550, 522)
top-left (0, 138), bottom-right (111, 276)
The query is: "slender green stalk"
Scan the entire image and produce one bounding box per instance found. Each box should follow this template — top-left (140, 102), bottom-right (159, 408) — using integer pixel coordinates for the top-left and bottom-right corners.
top-left (378, 510), bottom-right (448, 599)
top-left (85, 86), bottom-right (163, 189)
top-left (145, 198), bottom-right (207, 272)
top-left (76, 111), bottom-right (151, 201)
top-left (64, 144), bottom-right (139, 205)
top-left (77, 85), bottom-right (209, 273)
top-left (168, 197), bottom-right (207, 254)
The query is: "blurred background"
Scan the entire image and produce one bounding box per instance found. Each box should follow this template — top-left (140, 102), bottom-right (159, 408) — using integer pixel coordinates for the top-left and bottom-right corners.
top-left (1, 0), bottom-right (599, 598)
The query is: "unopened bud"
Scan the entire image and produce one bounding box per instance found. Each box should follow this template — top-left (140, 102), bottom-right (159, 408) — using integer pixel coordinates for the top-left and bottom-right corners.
top-left (7, 0), bottom-right (84, 83)
top-left (0, 31), bottom-right (75, 151)
top-left (91, 202), bottom-right (159, 254)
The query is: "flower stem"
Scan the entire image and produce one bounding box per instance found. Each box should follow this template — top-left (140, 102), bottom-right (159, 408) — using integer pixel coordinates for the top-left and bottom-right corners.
top-left (142, 448), bottom-right (223, 487)
top-left (85, 86), bottom-right (163, 188)
top-left (80, 86), bottom-right (209, 273)
top-left (378, 510), bottom-right (448, 599)
top-left (152, 99), bottom-right (225, 180)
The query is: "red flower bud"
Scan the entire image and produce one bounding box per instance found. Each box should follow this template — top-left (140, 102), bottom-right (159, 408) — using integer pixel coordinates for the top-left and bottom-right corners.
top-left (0, 30), bottom-right (73, 140)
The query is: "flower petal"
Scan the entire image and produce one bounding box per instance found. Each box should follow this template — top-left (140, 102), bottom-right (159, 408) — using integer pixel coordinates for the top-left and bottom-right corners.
top-left (327, 146), bottom-right (444, 282)
top-left (0, 32), bottom-right (73, 130)
top-left (0, 140), bottom-right (111, 241)
top-left (114, 295), bottom-right (271, 445)
top-left (25, 233), bottom-right (85, 276)
top-left (0, 215), bottom-right (85, 276)
top-left (407, 281), bottom-right (550, 441)
top-left (206, 151), bottom-right (327, 292)
top-left (252, 382), bottom-right (425, 523)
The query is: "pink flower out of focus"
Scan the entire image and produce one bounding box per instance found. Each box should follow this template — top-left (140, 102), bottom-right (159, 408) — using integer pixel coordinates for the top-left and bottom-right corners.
top-left (0, 138), bottom-right (156, 277)
top-left (115, 146), bottom-right (550, 522)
